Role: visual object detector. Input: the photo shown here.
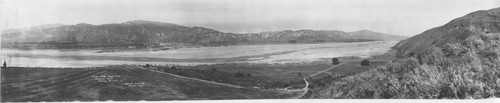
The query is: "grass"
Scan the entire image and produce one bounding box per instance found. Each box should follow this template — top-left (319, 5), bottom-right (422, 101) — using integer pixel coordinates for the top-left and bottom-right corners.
top-left (1, 48), bottom-right (397, 101)
top-left (1, 66), bottom-right (296, 102)
top-left (143, 54), bottom-right (394, 90)
top-left (147, 61), bottom-right (334, 89)
top-left (309, 32), bottom-right (500, 99)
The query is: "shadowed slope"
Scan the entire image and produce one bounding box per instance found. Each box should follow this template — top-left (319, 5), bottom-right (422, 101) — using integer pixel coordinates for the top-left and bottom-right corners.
top-left (394, 7), bottom-right (500, 57)
top-left (309, 7), bottom-right (500, 99)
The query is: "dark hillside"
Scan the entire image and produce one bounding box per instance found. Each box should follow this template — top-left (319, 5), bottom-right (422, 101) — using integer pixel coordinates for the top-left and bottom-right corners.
top-left (309, 7), bottom-right (500, 99)
top-left (393, 7), bottom-right (500, 57)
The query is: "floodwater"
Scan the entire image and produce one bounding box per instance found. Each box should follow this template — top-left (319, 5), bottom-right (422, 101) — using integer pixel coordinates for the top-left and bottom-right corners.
top-left (1, 41), bottom-right (399, 67)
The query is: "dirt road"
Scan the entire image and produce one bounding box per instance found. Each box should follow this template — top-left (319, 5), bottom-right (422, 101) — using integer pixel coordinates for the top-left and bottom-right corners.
top-left (298, 63), bottom-right (342, 98)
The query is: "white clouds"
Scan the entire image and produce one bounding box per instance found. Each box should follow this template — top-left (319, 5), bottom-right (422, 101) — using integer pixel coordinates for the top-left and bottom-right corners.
top-left (1, 0), bottom-right (498, 36)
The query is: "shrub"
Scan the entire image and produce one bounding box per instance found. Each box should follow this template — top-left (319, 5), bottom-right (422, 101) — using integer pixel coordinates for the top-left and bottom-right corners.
top-left (361, 60), bottom-right (370, 66)
top-left (332, 58), bottom-right (340, 65)
top-left (234, 72), bottom-right (245, 78)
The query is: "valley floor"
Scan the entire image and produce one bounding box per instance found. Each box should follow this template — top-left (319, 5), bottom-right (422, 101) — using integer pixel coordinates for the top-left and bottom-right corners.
top-left (1, 66), bottom-right (300, 102)
top-left (1, 53), bottom-right (394, 101)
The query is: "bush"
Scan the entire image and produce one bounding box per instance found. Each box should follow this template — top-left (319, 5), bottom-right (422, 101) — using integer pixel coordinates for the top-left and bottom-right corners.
top-left (314, 40), bottom-right (326, 42)
top-left (332, 58), bottom-right (340, 65)
top-left (234, 72), bottom-right (246, 78)
top-left (361, 60), bottom-right (370, 66)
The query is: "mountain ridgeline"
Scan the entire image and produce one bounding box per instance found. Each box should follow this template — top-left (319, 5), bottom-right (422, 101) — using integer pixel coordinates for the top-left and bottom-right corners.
top-left (394, 8), bottom-right (500, 57)
top-left (1, 20), bottom-right (405, 48)
top-left (310, 7), bottom-right (500, 99)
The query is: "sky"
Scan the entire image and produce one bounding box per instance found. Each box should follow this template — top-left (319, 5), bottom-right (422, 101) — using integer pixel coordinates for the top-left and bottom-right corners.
top-left (0, 0), bottom-right (498, 36)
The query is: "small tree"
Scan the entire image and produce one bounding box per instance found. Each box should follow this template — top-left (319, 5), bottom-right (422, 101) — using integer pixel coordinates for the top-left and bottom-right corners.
top-left (234, 72), bottom-right (245, 78)
top-left (361, 60), bottom-right (370, 66)
top-left (332, 58), bottom-right (340, 65)
top-left (211, 68), bottom-right (218, 72)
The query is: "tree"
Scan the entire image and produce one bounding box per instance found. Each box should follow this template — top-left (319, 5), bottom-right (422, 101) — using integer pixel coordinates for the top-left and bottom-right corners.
top-left (332, 58), bottom-right (340, 65)
top-left (361, 60), bottom-right (370, 66)
top-left (234, 72), bottom-right (245, 78)
top-left (246, 73), bottom-right (252, 77)
top-left (3, 61), bottom-right (6, 67)
top-left (211, 68), bottom-right (218, 72)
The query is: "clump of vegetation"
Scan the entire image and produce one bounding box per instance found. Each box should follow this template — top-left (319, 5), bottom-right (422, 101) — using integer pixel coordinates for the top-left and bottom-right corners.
top-left (234, 72), bottom-right (252, 78)
top-left (360, 60), bottom-right (370, 66)
top-left (314, 40), bottom-right (326, 42)
top-left (332, 58), bottom-right (340, 65)
top-left (310, 33), bottom-right (500, 99)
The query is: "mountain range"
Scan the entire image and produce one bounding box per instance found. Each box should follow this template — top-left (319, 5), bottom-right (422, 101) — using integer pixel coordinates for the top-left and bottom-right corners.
top-left (1, 20), bottom-right (406, 48)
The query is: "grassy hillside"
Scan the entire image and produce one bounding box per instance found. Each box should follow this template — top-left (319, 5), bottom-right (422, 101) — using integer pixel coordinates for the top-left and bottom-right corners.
top-left (1, 66), bottom-right (295, 102)
top-left (393, 7), bottom-right (500, 57)
top-left (309, 7), bottom-right (500, 99)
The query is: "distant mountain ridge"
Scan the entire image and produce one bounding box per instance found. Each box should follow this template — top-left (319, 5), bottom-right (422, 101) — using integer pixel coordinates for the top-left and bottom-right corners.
top-left (1, 20), bottom-right (406, 48)
top-left (348, 30), bottom-right (407, 41)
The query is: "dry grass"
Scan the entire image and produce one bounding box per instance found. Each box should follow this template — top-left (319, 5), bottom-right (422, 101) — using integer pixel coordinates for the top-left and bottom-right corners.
top-left (1, 66), bottom-right (294, 102)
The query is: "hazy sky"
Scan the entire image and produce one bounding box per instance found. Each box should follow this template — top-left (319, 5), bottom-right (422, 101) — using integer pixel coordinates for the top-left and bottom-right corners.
top-left (1, 0), bottom-right (498, 36)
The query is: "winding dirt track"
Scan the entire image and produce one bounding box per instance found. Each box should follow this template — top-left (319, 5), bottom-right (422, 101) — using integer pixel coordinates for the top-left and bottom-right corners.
top-left (298, 63), bottom-right (342, 98)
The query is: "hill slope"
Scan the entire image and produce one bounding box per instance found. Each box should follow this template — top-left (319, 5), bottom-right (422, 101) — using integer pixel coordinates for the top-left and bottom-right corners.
top-left (393, 7), bottom-right (500, 57)
top-left (309, 7), bottom-right (500, 99)
top-left (348, 30), bottom-right (407, 41)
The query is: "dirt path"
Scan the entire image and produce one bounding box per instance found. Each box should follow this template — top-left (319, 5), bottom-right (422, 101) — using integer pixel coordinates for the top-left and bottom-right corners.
top-left (134, 66), bottom-right (246, 89)
top-left (298, 63), bottom-right (342, 98)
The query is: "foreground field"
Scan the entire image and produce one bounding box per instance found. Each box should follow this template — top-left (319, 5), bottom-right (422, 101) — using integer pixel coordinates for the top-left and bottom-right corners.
top-left (1, 51), bottom-right (395, 102)
top-left (1, 66), bottom-right (298, 102)
top-left (144, 54), bottom-right (395, 90)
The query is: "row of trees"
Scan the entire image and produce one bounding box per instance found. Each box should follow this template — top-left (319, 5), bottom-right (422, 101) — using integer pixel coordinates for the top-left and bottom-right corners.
top-left (332, 58), bottom-right (370, 66)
